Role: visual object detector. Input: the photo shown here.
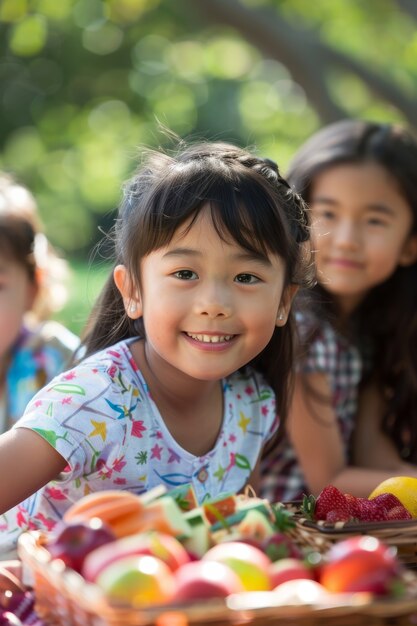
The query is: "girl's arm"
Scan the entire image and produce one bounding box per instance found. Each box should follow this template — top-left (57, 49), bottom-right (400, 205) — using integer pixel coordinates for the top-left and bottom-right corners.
top-left (0, 427), bottom-right (67, 514)
top-left (287, 372), bottom-right (417, 498)
top-left (353, 382), bottom-right (417, 473)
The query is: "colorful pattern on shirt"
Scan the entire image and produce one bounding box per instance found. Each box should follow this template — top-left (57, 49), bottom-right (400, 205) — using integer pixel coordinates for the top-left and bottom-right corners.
top-left (261, 312), bottom-right (372, 504)
top-left (0, 338), bottom-right (277, 555)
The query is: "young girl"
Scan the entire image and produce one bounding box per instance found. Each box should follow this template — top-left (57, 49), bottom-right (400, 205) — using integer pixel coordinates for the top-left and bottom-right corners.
top-left (0, 141), bottom-right (312, 554)
top-left (261, 119), bottom-right (417, 503)
top-left (0, 173), bottom-right (79, 433)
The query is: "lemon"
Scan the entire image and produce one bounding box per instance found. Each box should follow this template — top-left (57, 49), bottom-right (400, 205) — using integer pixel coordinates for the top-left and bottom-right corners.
top-left (368, 476), bottom-right (417, 518)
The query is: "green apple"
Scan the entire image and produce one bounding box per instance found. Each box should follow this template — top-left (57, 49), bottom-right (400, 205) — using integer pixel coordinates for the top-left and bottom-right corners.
top-left (96, 554), bottom-right (176, 607)
top-left (202, 541), bottom-right (272, 591)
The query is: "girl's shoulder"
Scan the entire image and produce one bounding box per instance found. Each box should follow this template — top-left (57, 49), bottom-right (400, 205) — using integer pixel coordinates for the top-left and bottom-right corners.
top-left (21, 339), bottom-right (144, 419)
top-left (74, 338), bottom-right (139, 377)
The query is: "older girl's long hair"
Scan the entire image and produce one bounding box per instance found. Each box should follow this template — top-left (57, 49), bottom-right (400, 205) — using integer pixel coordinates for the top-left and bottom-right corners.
top-left (287, 120), bottom-right (417, 460)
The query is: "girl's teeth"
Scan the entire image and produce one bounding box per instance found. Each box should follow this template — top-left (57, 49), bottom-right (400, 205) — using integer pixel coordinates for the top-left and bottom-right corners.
top-left (187, 333), bottom-right (233, 343)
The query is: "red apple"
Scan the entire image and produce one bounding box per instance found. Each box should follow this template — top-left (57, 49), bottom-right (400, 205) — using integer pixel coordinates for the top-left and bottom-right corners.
top-left (320, 535), bottom-right (400, 595)
top-left (174, 560), bottom-right (244, 602)
top-left (46, 517), bottom-right (116, 573)
top-left (203, 541), bottom-right (272, 591)
top-left (269, 558), bottom-right (315, 588)
top-left (0, 611), bottom-right (23, 626)
top-left (82, 531), bottom-right (190, 582)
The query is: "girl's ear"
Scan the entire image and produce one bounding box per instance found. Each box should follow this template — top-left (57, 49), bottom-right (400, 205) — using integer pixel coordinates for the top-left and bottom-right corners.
top-left (113, 264), bottom-right (142, 319)
top-left (276, 284), bottom-right (299, 327)
top-left (399, 234), bottom-right (417, 267)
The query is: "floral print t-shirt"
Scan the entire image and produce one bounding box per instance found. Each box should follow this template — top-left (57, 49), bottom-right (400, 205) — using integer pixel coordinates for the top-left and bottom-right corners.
top-left (0, 338), bottom-right (278, 556)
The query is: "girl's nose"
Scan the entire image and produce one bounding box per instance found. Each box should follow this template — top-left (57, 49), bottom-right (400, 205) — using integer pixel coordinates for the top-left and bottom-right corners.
top-left (334, 219), bottom-right (359, 249)
top-left (194, 284), bottom-right (233, 319)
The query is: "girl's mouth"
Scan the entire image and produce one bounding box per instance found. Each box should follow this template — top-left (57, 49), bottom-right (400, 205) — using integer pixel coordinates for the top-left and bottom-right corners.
top-left (185, 332), bottom-right (235, 343)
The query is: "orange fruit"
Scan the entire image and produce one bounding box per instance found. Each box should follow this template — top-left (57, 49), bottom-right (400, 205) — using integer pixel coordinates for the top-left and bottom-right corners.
top-left (368, 476), bottom-right (417, 518)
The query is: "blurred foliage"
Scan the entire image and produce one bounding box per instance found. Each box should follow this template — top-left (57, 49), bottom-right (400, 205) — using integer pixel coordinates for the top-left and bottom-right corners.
top-left (54, 259), bottom-right (111, 336)
top-left (0, 0), bottom-right (416, 258)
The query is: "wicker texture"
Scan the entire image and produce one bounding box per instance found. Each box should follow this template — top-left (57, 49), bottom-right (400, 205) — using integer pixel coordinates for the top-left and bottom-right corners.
top-left (18, 531), bottom-right (417, 626)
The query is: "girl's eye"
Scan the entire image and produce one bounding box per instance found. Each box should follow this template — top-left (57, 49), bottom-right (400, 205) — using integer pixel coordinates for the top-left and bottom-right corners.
top-left (319, 210), bottom-right (336, 220)
top-left (235, 273), bottom-right (259, 284)
top-left (367, 217), bottom-right (387, 227)
top-left (173, 269), bottom-right (198, 280)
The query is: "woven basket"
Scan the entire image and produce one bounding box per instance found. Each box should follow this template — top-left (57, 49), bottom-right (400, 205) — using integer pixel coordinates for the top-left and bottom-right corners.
top-left (18, 530), bottom-right (417, 626)
top-left (283, 502), bottom-right (417, 566)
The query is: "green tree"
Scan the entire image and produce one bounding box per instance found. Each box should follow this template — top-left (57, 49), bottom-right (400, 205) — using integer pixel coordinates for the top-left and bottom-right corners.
top-left (0, 0), bottom-right (415, 257)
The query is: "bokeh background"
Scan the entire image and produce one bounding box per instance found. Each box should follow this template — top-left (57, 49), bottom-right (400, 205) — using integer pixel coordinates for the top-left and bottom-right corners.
top-left (1, 0), bottom-right (416, 333)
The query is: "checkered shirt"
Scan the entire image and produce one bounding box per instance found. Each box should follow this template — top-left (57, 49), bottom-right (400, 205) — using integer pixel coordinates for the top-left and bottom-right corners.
top-left (260, 312), bottom-right (372, 504)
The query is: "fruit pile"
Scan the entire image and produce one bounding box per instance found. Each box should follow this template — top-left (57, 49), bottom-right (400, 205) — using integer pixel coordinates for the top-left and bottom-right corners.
top-left (303, 478), bottom-right (416, 524)
top-left (38, 485), bottom-right (407, 611)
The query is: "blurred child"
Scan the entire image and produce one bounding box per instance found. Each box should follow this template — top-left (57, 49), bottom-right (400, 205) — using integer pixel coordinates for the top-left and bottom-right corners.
top-left (0, 173), bottom-right (79, 432)
top-left (261, 120), bottom-right (417, 502)
top-left (0, 140), bottom-right (312, 555)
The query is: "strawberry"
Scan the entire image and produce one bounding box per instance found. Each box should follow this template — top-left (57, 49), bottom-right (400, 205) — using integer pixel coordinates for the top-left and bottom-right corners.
top-left (386, 505), bottom-right (412, 520)
top-left (314, 485), bottom-right (350, 521)
top-left (371, 493), bottom-right (404, 512)
top-left (326, 509), bottom-right (351, 523)
top-left (344, 493), bottom-right (361, 518)
top-left (357, 499), bottom-right (389, 522)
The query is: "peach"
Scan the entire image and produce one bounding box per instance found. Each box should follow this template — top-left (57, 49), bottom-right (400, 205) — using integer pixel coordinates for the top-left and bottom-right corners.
top-left (82, 531), bottom-right (190, 581)
top-left (320, 535), bottom-right (400, 595)
top-left (203, 541), bottom-right (272, 591)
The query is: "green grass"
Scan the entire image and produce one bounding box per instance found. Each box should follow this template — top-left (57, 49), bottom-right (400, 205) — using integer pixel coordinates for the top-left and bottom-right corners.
top-left (54, 260), bottom-right (112, 337)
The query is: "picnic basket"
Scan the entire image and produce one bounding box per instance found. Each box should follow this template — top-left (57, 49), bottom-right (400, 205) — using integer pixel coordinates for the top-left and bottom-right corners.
top-left (283, 501), bottom-right (417, 567)
top-left (18, 530), bottom-right (417, 626)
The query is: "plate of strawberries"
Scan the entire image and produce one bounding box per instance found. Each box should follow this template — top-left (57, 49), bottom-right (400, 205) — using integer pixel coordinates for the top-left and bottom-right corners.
top-left (284, 483), bottom-right (417, 567)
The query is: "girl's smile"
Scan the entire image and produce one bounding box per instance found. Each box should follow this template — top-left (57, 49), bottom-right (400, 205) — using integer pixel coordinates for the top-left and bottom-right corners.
top-left (183, 331), bottom-right (237, 350)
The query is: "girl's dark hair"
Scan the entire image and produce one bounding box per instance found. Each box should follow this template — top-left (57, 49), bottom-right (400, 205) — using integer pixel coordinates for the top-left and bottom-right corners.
top-left (0, 173), bottom-right (71, 321)
top-left (287, 119), bottom-right (417, 460)
top-left (0, 173), bottom-right (39, 283)
top-left (82, 141), bottom-right (314, 433)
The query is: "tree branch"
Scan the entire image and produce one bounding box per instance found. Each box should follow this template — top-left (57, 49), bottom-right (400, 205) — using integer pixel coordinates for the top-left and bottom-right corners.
top-left (185, 0), bottom-right (417, 129)
top-left (183, 0), bottom-right (346, 124)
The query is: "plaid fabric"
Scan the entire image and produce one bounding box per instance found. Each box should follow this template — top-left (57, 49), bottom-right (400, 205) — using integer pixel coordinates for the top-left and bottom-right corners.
top-left (261, 312), bottom-right (372, 503)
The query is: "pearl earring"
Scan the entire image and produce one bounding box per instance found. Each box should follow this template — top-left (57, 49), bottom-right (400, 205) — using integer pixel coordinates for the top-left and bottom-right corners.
top-left (277, 312), bottom-right (284, 321)
top-left (128, 303), bottom-right (137, 314)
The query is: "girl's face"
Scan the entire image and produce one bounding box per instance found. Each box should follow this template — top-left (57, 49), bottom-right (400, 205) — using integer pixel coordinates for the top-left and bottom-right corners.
top-left (116, 206), bottom-right (295, 384)
top-left (0, 256), bottom-right (37, 364)
top-left (310, 162), bottom-right (417, 315)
